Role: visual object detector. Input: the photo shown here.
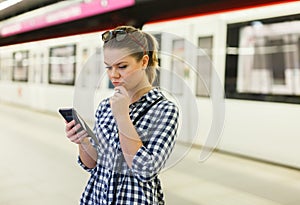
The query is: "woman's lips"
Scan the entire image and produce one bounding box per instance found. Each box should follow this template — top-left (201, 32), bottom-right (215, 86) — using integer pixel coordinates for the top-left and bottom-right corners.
top-left (112, 82), bottom-right (121, 86)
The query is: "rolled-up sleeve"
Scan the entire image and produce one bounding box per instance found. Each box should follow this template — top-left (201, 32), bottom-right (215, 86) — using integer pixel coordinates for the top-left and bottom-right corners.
top-left (131, 102), bottom-right (179, 182)
top-left (77, 155), bottom-right (96, 173)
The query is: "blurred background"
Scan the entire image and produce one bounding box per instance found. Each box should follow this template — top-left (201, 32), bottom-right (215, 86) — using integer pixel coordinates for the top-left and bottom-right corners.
top-left (1, 0), bottom-right (300, 204)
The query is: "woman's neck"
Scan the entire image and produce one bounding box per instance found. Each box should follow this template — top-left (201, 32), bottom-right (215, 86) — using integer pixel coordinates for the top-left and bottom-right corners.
top-left (131, 86), bottom-right (152, 103)
top-left (128, 81), bottom-right (152, 104)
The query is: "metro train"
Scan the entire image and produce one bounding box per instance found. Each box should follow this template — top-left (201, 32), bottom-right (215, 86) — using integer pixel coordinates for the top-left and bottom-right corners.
top-left (1, 1), bottom-right (300, 169)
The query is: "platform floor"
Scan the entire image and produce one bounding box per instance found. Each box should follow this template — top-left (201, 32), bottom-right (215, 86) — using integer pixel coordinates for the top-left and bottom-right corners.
top-left (1, 102), bottom-right (300, 205)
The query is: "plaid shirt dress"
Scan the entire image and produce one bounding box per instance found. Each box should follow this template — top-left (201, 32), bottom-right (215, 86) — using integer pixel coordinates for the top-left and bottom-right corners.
top-left (77, 88), bottom-right (179, 205)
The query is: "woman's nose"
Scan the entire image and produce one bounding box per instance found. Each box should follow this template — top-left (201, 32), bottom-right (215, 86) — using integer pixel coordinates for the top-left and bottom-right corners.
top-left (110, 68), bottom-right (120, 78)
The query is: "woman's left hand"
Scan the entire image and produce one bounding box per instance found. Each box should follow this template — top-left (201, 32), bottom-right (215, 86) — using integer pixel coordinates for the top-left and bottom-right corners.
top-left (110, 86), bottom-right (130, 121)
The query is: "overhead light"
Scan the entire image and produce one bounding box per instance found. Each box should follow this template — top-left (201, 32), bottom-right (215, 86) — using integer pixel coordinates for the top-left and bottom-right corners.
top-left (0, 0), bottom-right (23, 11)
top-left (251, 21), bottom-right (264, 30)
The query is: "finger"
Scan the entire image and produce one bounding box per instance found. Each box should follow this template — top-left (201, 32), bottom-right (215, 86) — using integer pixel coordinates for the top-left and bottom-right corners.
top-left (117, 85), bottom-right (126, 93)
top-left (70, 130), bottom-right (88, 144)
top-left (114, 86), bottom-right (128, 96)
top-left (114, 88), bottom-right (121, 94)
top-left (65, 120), bottom-right (76, 131)
top-left (66, 123), bottom-right (81, 138)
top-left (75, 131), bottom-right (89, 144)
top-left (69, 129), bottom-right (84, 142)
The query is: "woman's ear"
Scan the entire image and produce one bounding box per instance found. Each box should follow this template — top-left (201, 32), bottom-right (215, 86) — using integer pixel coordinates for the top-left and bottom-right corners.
top-left (141, 55), bottom-right (149, 68)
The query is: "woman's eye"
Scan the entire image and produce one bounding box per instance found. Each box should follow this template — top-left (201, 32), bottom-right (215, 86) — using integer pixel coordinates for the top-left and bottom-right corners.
top-left (119, 65), bottom-right (127, 69)
top-left (105, 66), bottom-right (112, 70)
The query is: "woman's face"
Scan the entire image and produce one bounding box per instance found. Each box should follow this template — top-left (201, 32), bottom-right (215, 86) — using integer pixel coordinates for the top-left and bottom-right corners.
top-left (104, 48), bottom-right (148, 90)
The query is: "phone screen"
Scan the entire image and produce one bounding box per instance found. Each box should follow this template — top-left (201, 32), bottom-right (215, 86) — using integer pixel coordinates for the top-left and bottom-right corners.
top-left (58, 108), bottom-right (74, 122)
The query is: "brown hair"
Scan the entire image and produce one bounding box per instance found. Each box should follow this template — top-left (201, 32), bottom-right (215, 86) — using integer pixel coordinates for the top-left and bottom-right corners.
top-left (103, 25), bottom-right (159, 84)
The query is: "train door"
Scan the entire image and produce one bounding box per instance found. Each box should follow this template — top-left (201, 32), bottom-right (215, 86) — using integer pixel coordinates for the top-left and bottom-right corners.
top-left (192, 16), bottom-right (226, 150)
top-left (30, 48), bottom-right (43, 84)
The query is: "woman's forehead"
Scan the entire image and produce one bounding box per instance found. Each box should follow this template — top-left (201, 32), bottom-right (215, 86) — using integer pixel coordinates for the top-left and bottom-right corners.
top-left (104, 48), bottom-right (132, 65)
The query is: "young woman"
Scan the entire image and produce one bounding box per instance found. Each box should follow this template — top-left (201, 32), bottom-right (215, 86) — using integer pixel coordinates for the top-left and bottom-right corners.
top-left (65, 25), bottom-right (179, 204)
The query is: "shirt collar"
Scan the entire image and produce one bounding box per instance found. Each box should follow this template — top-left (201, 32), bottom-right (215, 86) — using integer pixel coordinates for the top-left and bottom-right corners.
top-left (132, 87), bottom-right (163, 106)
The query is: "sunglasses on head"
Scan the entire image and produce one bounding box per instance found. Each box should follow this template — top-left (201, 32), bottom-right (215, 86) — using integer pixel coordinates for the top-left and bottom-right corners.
top-left (101, 29), bottom-right (147, 55)
top-left (101, 29), bottom-right (128, 42)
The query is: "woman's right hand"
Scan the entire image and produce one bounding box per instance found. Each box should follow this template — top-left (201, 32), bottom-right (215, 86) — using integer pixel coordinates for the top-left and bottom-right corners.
top-left (66, 120), bottom-right (98, 167)
top-left (65, 120), bottom-right (88, 144)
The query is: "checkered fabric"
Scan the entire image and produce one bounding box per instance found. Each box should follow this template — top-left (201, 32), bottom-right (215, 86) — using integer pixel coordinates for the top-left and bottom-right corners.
top-left (77, 88), bottom-right (179, 205)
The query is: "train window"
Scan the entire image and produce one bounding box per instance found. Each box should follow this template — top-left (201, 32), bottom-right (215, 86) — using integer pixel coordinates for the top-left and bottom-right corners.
top-left (13, 50), bottom-right (29, 82)
top-left (226, 14), bottom-right (300, 103)
top-left (196, 36), bottom-right (213, 97)
top-left (48, 44), bottom-right (76, 85)
top-left (265, 38), bottom-right (286, 86)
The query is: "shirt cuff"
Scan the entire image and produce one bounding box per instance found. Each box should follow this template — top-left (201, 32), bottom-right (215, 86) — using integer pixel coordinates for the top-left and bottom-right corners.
top-left (77, 155), bottom-right (95, 173)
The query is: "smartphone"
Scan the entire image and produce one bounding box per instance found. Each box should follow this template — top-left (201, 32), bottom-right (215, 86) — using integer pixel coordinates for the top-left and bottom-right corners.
top-left (58, 108), bottom-right (75, 123)
top-left (58, 108), bottom-right (99, 146)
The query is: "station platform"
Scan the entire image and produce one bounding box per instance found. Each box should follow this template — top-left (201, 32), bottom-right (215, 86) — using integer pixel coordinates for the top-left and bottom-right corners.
top-left (1, 102), bottom-right (300, 205)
